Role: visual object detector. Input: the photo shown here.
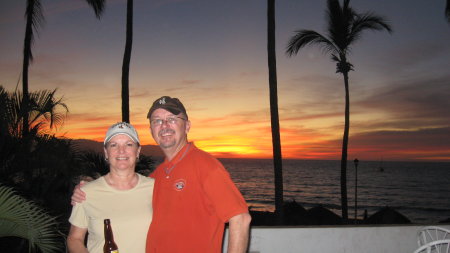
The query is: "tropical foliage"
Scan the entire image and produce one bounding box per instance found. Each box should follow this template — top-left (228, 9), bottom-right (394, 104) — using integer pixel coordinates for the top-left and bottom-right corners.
top-left (286, 0), bottom-right (392, 221)
top-left (0, 185), bottom-right (63, 253)
top-left (0, 86), bottom-right (69, 191)
top-left (0, 86), bottom-right (72, 251)
top-left (2, 87), bottom-right (68, 139)
top-left (78, 151), bottom-right (109, 178)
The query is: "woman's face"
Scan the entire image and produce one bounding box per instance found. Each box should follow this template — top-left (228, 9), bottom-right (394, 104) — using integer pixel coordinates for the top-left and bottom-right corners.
top-left (104, 134), bottom-right (141, 171)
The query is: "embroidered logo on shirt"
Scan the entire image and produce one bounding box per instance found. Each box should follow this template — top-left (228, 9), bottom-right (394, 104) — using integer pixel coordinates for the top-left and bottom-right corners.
top-left (173, 179), bottom-right (186, 191)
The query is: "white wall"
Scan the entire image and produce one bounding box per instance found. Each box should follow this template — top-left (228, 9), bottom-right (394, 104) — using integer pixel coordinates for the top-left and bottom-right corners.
top-left (223, 224), bottom-right (450, 253)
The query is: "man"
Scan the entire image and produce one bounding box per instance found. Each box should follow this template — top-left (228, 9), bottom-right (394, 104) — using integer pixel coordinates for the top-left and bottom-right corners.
top-left (145, 96), bottom-right (251, 252)
top-left (72, 96), bottom-right (251, 253)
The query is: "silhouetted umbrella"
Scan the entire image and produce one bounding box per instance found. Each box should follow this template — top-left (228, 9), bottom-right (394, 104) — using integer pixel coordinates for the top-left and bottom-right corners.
top-left (304, 205), bottom-right (342, 225)
top-left (283, 200), bottom-right (307, 225)
top-left (365, 206), bottom-right (411, 224)
top-left (249, 210), bottom-right (276, 226)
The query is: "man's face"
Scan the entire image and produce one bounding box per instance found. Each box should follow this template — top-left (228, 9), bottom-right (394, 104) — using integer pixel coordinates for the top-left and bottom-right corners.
top-left (149, 108), bottom-right (190, 151)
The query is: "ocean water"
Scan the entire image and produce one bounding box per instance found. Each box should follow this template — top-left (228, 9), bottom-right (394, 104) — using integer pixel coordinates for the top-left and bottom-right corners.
top-left (218, 158), bottom-right (450, 224)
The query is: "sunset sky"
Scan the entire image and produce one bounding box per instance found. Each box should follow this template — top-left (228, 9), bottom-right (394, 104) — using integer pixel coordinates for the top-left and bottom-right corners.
top-left (1, 0), bottom-right (449, 161)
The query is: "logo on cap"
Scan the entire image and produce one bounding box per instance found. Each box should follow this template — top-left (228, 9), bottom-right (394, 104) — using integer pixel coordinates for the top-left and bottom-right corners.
top-left (159, 97), bottom-right (166, 105)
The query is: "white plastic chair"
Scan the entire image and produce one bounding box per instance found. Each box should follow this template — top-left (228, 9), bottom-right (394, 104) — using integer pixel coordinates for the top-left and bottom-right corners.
top-left (413, 239), bottom-right (450, 253)
top-left (418, 226), bottom-right (450, 246)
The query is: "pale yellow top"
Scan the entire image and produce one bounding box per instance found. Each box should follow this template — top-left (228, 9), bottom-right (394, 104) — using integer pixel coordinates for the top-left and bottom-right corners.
top-left (69, 174), bottom-right (154, 253)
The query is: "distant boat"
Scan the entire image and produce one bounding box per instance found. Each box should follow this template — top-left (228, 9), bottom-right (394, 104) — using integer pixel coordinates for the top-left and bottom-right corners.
top-left (377, 159), bottom-right (384, 172)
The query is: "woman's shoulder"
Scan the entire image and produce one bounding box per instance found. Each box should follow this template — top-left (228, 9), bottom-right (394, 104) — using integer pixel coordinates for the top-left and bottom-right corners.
top-left (137, 173), bottom-right (155, 185)
top-left (81, 176), bottom-right (106, 192)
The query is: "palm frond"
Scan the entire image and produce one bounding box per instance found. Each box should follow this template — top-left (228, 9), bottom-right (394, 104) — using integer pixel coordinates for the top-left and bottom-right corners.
top-left (79, 151), bottom-right (109, 177)
top-left (331, 54), bottom-right (340, 63)
top-left (6, 88), bottom-right (24, 137)
top-left (1, 87), bottom-right (68, 140)
top-left (25, 0), bottom-right (45, 62)
top-left (0, 86), bottom-right (14, 135)
top-left (85, 0), bottom-right (106, 19)
top-left (29, 0), bottom-right (44, 34)
top-left (29, 89), bottom-right (68, 131)
top-left (286, 30), bottom-right (337, 57)
top-left (136, 155), bottom-right (156, 176)
top-left (349, 13), bottom-right (392, 44)
top-left (326, 0), bottom-right (355, 50)
top-left (0, 185), bottom-right (63, 253)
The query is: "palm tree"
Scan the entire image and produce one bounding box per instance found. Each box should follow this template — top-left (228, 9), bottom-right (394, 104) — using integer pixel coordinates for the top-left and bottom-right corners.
top-left (0, 184), bottom-right (63, 253)
top-left (121, 0), bottom-right (133, 123)
top-left (286, 0), bottom-right (392, 222)
top-left (21, 0), bottom-right (105, 137)
top-left (267, 0), bottom-right (284, 224)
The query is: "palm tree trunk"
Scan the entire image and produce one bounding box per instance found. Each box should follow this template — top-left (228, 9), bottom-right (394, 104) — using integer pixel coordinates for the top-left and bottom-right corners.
top-left (121, 0), bottom-right (133, 123)
top-left (267, 0), bottom-right (284, 225)
top-left (340, 70), bottom-right (350, 222)
top-left (446, 0), bottom-right (450, 22)
top-left (22, 0), bottom-right (35, 137)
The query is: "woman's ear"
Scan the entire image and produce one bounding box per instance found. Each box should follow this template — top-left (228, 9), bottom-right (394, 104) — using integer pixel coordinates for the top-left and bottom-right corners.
top-left (104, 146), bottom-right (108, 160)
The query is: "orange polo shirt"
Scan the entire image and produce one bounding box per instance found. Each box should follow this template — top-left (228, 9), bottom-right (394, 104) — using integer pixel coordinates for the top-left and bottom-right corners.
top-left (146, 143), bottom-right (248, 253)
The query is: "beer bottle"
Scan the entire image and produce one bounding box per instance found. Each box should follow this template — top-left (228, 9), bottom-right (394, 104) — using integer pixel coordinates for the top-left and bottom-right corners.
top-left (103, 219), bottom-right (119, 253)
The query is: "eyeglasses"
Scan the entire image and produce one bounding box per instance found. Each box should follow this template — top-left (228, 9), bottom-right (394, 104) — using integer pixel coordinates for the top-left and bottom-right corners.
top-left (150, 116), bottom-right (186, 126)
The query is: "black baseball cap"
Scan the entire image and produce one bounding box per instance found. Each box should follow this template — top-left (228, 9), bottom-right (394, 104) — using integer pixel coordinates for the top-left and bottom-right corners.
top-left (147, 96), bottom-right (188, 119)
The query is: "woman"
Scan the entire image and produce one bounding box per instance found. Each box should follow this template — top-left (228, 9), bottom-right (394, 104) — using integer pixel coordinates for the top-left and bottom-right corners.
top-left (67, 122), bottom-right (154, 253)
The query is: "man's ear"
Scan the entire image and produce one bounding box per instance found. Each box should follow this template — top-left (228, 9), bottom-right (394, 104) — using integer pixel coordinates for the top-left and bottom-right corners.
top-left (185, 120), bottom-right (191, 134)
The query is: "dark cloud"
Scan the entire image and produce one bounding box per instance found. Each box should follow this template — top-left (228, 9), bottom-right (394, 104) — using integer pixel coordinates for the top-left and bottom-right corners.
top-left (356, 74), bottom-right (450, 128)
top-left (345, 127), bottom-right (450, 161)
top-left (289, 126), bottom-right (450, 161)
